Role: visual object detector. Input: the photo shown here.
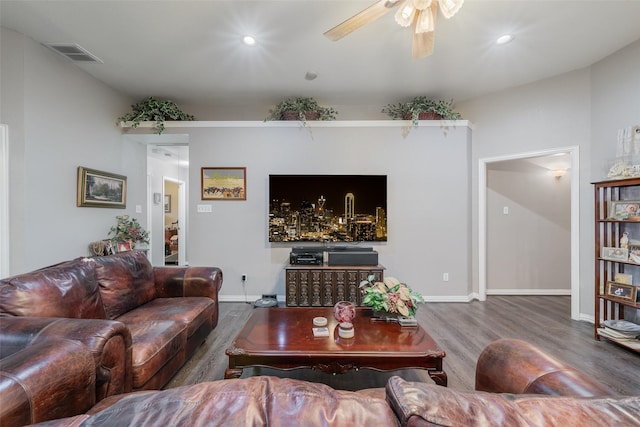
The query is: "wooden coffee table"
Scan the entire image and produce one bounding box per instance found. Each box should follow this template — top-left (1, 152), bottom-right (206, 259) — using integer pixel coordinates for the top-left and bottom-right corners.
top-left (225, 307), bottom-right (447, 386)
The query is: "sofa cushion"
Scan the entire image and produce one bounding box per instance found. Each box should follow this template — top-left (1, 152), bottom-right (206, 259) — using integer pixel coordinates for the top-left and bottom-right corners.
top-left (82, 376), bottom-right (399, 426)
top-left (385, 376), bottom-right (640, 427)
top-left (125, 320), bottom-right (187, 389)
top-left (116, 297), bottom-right (214, 338)
top-left (0, 258), bottom-right (105, 319)
top-left (93, 251), bottom-right (156, 319)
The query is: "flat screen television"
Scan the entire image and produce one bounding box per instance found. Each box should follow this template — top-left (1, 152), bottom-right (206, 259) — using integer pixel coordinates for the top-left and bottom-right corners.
top-left (269, 174), bottom-right (387, 242)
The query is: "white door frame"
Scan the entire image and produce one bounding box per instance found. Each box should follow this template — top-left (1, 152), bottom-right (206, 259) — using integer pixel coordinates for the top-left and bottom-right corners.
top-left (164, 176), bottom-right (187, 266)
top-left (0, 125), bottom-right (9, 278)
top-left (478, 146), bottom-right (580, 320)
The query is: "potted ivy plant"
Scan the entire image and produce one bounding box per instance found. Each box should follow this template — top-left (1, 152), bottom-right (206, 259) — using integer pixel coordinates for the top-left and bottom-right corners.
top-left (264, 97), bottom-right (337, 124)
top-left (382, 96), bottom-right (462, 126)
top-left (117, 96), bottom-right (195, 134)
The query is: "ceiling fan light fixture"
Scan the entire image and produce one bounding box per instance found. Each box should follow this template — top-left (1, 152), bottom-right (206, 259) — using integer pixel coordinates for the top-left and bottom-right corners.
top-left (438, 0), bottom-right (463, 19)
top-left (412, 0), bottom-right (432, 10)
top-left (395, 3), bottom-right (416, 27)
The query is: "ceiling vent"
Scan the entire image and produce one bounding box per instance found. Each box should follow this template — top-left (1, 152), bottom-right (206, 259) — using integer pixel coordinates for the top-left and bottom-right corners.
top-left (42, 43), bottom-right (103, 63)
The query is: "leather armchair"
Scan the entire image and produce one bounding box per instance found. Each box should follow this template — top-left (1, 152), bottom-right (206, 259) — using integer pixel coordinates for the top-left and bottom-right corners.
top-left (0, 338), bottom-right (96, 427)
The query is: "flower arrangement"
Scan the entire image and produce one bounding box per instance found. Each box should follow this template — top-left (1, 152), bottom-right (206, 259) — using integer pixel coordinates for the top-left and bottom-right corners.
top-left (108, 215), bottom-right (149, 246)
top-left (359, 275), bottom-right (425, 318)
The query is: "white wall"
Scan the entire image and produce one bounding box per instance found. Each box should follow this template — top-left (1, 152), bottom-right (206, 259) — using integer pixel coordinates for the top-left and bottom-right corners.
top-left (182, 123), bottom-right (472, 302)
top-left (1, 28), bottom-right (143, 274)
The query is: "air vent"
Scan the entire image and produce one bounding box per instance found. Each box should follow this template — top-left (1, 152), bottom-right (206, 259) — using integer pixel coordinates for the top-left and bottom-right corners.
top-left (42, 43), bottom-right (103, 63)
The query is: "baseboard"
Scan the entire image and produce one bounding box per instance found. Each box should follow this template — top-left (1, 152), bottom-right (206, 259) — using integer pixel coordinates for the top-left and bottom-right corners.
top-left (486, 289), bottom-right (571, 296)
top-left (219, 294), bottom-right (282, 303)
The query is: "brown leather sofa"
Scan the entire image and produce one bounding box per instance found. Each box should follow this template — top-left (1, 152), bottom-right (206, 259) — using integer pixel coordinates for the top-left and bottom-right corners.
top-left (23, 339), bottom-right (640, 427)
top-left (0, 250), bottom-right (222, 425)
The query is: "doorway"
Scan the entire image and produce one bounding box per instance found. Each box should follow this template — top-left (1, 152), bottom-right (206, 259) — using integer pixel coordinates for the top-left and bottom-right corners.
top-left (146, 143), bottom-right (189, 267)
top-left (0, 125), bottom-right (9, 278)
top-left (163, 177), bottom-right (186, 265)
top-left (479, 146), bottom-right (580, 319)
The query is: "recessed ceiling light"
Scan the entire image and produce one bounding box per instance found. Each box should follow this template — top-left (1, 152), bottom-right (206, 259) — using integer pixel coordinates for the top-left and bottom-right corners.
top-left (242, 35), bottom-right (256, 46)
top-left (496, 34), bottom-right (514, 45)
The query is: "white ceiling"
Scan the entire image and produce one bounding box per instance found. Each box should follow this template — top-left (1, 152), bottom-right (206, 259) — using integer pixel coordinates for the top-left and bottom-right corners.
top-left (2, 0), bottom-right (640, 112)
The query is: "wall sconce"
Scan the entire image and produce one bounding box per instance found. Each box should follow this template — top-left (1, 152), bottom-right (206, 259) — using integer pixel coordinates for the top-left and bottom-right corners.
top-left (551, 169), bottom-right (567, 180)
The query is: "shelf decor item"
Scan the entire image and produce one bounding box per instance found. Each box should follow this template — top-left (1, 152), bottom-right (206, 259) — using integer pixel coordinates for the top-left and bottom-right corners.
top-left (264, 97), bottom-right (337, 123)
top-left (608, 200), bottom-right (640, 220)
top-left (108, 215), bottom-right (149, 249)
top-left (359, 275), bottom-right (424, 318)
top-left (601, 247), bottom-right (629, 262)
top-left (116, 96), bottom-right (195, 134)
top-left (606, 282), bottom-right (636, 302)
top-left (382, 96), bottom-right (462, 126)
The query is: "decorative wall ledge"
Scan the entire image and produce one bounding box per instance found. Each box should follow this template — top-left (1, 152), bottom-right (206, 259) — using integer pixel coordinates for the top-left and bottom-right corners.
top-left (119, 120), bottom-right (473, 131)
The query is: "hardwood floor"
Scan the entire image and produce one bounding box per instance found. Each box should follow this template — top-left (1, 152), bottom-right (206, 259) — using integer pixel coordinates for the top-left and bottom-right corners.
top-left (166, 296), bottom-right (640, 395)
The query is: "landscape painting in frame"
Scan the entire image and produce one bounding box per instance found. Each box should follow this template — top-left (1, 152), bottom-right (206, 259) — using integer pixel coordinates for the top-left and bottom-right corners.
top-left (77, 166), bottom-right (126, 208)
top-left (201, 167), bottom-right (246, 200)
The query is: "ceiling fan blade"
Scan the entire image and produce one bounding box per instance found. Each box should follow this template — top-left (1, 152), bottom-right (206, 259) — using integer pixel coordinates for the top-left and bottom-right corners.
top-left (324, 0), bottom-right (403, 41)
top-left (411, 2), bottom-right (436, 59)
top-left (412, 30), bottom-right (435, 59)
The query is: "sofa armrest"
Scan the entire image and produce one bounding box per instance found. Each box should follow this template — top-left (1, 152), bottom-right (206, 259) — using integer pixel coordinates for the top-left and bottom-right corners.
top-left (475, 338), bottom-right (617, 396)
top-left (0, 339), bottom-right (96, 427)
top-left (153, 266), bottom-right (222, 299)
top-left (0, 316), bottom-right (132, 401)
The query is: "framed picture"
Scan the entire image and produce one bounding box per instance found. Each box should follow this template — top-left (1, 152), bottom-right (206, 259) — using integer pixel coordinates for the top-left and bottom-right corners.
top-left (77, 167), bottom-right (126, 208)
top-left (605, 281), bottom-right (636, 302)
top-left (164, 195), bottom-right (171, 212)
top-left (117, 241), bottom-right (132, 252)
top-left (601, 247), bottom-right (629, 261)
top-left (201, 167), bottom-right (246, 200)
top-left (608, 200), bottom-right (640, 220)
top-left (615, 272), bottom-right (633, 285)
top-left (629, 245), bottom-right (640, 264)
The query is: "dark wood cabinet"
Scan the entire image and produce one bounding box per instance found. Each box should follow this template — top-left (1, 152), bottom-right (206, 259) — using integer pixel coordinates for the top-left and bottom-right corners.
top-left (285, 264), bottom-right (384, 307)
top-left (593, 177), bottom-right (640, 352)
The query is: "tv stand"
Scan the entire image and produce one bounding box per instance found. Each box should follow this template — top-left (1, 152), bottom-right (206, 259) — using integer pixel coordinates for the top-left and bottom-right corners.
top-left (285, 264), bottom-right (384, 307)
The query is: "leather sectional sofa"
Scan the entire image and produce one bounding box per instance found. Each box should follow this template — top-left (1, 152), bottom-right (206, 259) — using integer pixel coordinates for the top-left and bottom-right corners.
top-left (0, 250), bottom-right (222, 426)
top-left (19, 339), bottom-right (640, 427)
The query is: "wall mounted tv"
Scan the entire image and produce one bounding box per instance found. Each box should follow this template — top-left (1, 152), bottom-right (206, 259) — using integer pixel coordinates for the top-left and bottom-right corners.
top-left (269, 174), bottom-right (387, 242)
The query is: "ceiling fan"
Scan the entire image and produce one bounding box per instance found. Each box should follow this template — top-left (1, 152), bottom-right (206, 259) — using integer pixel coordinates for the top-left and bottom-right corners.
top-left (324, 0), bottom-right (464, 59)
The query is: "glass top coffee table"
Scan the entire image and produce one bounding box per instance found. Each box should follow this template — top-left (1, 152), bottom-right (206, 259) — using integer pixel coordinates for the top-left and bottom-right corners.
top-left (225, 307), bottom-right (447, 386)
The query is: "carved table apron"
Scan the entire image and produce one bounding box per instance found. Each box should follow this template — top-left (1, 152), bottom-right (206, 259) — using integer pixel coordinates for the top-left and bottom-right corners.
top-left (225, 307), bottom-right (447, 386)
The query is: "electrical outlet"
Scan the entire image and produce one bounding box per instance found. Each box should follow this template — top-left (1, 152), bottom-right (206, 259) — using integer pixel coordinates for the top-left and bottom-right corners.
top-left (242, 274), bottom-right (247, 281)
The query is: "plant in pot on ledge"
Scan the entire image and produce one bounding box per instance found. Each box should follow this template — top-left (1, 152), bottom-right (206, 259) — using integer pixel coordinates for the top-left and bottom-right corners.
top-left (264, 97), bottom-right (337, 125)
top-left (117, 96), bottom-right (195, 135)
top-left (359, 275), bottom-right (425, 318)
top-left (382, 96), bottom-right (462, 127)
top-left (108, 215), bottom-right (150, 252)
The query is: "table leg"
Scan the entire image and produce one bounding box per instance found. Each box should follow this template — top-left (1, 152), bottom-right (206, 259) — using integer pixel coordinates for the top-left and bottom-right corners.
top-left (429, 370), bottom-right (447, 387)
top-left (224, 368), bottom-right (243, 379)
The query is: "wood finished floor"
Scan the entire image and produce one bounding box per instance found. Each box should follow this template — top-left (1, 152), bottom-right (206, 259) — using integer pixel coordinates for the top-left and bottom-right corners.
top-left (166, 296), bottom-right (640, 395)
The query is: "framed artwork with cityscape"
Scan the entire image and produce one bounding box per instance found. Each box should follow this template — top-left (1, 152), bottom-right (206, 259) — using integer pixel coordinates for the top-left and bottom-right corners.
top-left (268, 174), bottom-right (387, 242)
